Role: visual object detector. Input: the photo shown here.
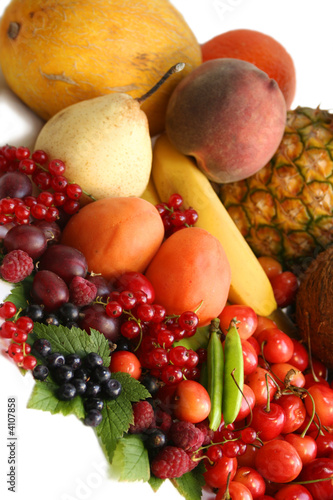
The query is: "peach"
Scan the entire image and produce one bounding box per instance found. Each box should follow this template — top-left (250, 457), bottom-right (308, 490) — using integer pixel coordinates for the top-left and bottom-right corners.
top-left (61, 197), bottom-right (164, 281)
top-left (145, 226), bottom-right (231, 326)
top-left (165, 58), bottom-right (286, 183)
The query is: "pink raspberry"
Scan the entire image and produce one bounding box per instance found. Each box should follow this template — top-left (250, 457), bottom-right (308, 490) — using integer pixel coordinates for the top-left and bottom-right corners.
top-left (153, 408), bottom-right (173, 435)
top-left (151, 446), bottom-right (191, 479)
top-left (129, 401), bottom-right (155, 434)
top-left (69, 276), bottom-right (97, 306)
top-left (196, 420), bottom-right (215, 446)
top-left (0, 249), bottom-right (34, 283)
top-left (170, 420), bottom-right (205, 452)
top-left (187, 448), bottom-right (203, 472)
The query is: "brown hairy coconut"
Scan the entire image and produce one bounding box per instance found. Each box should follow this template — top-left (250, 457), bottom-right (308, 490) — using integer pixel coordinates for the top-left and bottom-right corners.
top-left (295, 246), bottom-right (333, 369)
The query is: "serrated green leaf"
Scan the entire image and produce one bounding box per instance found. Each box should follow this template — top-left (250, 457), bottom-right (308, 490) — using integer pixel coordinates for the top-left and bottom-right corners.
top-left (27, 379), bottom-right (85, 418)
top-left (112, 434), bottom-right (150, 482)
top-left (148, 475), bottom-right (164, 492)
top-left (95, 373), bottom-right (150, 464)
top-left (171, 463), bottom-right (206, 500)
top-left (33, 323), bottom-right (111, 366)
top-left (4, 275), bottom-right (34, 310)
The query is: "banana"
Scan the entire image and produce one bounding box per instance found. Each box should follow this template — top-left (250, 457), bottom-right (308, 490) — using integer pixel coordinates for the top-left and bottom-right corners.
top-left (152, 133), bottom-right (277, 317)
top-left (140, 176), bottom-right (161, 205)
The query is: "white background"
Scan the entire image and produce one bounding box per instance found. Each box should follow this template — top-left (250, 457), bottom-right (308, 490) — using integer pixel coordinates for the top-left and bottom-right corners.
top-left (0, 1), bottom-right (332, 499)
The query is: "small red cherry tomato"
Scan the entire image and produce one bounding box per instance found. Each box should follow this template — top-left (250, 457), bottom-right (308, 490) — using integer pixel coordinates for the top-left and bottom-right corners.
top-left (219, 304), bottom-right (258, 340)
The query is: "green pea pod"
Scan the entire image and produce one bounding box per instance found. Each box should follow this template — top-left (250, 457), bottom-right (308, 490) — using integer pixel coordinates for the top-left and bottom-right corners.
top-left (222, 323), bottom-right (244, 426)
top-left (207, 322), bottom-right (224, 431)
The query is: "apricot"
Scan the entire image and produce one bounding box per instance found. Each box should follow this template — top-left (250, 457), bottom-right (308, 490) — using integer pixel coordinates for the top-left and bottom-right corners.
top-left (60, 197), bottom-right (164, 281)
top-left (0, 0), bottom-right (201, 137)
top-left (145, 227), bottom-right (231, 326)
top-left (165, 58), bottom-right (286, 184)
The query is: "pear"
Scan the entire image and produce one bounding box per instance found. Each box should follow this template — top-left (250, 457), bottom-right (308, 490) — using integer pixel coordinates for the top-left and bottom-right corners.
top-left (34, 63), bottom-right (184, 202)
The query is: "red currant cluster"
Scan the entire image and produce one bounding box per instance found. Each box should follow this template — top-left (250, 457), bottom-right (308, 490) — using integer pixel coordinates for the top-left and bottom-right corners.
top-left (155, 193), bottom-right (199, 238)
top-left (0, 144), bottom-right (88, 225)
top-left (102, 289), bottom-right (202, 385)
top-left (0, 301), bottom-right (37, 370)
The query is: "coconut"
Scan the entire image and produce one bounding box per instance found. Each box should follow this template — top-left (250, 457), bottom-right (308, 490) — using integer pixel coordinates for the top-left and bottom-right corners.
top-left (295, 246), bottom-right (333, 370)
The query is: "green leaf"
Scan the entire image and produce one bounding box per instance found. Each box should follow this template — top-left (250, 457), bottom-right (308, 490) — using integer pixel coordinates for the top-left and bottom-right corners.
top-left (96, 372), bottom-right (150, 464)
top-left (112, 434), bottom-right (150, 482)
top-left (27, 379), bottom-right (85, 418)
top-left (148, 475), bottom-right (164, 492)
top-left (33, 323), bottom-right (111, 367)
top-left (171, 463), bottom-right (206, 500)
top-left (4, 275), bottom-right (34, 310)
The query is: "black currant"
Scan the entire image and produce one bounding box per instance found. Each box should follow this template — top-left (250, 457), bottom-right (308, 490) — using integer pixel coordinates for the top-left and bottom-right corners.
top-left (74, 367), bottom-right (90, 382)
top-left (144, 429), bottom-right (167, 450)
top-left (140, 374), bottom-right (160, 396)
top-left (32, 338), bottom-right (52, 358)
top-left (46, 352), bottom-right (65, 368)
top-left (58, 302), bottom-right (80, 322)
top-left (85, 380), bottom-right (101, 397)
top-left (57, 383), bottom-right (77, 401)
top-left (52, 365), bottom-right (74, 384)
top-left (84, 398), bottom-right (104, 412)
top-left (84, 409), bottom-right (103, 427)
top-left (92, 365), bottom-right (111, 384)
top-left (44, 313), bottom-right (60, 327)
top-left (72, 379), bottom-right (87, 396)
top-left (103, 379), bottom-right (122, 400)
top-left (65, 353), bottom-right (82, 370)
top-left (32, 364), bottom-right (49, 381)
top-left (23, 304), bottom-right (44, 322)
top-left (84, 352), bottom-right (104, 369)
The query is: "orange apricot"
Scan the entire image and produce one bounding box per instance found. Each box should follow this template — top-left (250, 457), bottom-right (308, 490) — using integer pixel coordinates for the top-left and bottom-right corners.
top-left (61, 196), bottom-right (164, 281)
top-left (145, 226), bottom-right (231, 326)
top-left (201, 29), bottom-right (296, 109)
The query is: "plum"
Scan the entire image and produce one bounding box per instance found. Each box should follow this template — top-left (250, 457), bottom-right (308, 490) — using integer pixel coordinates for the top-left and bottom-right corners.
top-left (165, 58), bottom-right (286, 183)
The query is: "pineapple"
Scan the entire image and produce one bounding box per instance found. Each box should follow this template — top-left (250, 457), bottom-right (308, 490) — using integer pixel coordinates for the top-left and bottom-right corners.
top-left (218, 107), bottom-right (333, 266)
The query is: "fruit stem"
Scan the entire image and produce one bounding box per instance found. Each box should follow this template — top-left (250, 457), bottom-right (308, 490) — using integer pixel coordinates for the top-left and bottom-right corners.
top-left (136, 63), bottom-right (185, 104)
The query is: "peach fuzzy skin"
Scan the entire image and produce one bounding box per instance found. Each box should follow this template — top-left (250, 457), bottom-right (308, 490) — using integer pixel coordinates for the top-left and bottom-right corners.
top-left (0, 0), bottom-right (202, 137)
top-left (60, 197), bottom-right (164, 281)
top-left (145, 226), bottom-right (231, 326)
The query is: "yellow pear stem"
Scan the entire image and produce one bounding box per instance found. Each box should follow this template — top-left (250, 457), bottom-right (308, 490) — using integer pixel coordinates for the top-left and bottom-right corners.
top-left (136, 62), bottom-right (185, 105)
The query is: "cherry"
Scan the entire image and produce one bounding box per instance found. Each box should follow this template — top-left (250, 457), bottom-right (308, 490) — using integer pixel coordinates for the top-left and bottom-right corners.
top-left (255, 440), bottom-right (302, 483)
top-left (251, 402), bottom-right (286, 441)
top-left (242, 339), bottom-right (258, 376)
top-left (270, 270), bottom-right (298, 308)
top-left (274, 484), bottom-right (313, 500)
top-left (173, 380), bottom-right (211, 423)
top-left (109, 351), bottom-right (142, 380)
top-left (233, 466), bottom-right (266, 498)
top-left (300, 458), bottom-right (333, 500)
top-left (219, 304), bottom-right (258, 340)
top-left (256, 327), bottom-right (294, 364)
top-left (275, 393), bottom-right (306, 434)
top-left (203, 456), bottom-right (238, 489)
top-left (284, 433), bottom-right (317, 465)
top-left (216, 481), bottom-right (253, 500)
top-left (304, 384), bottom-right (333, 428)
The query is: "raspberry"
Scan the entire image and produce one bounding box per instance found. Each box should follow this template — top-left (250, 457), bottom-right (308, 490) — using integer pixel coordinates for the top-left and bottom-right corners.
top-left (129, 401), bottom-right (155, 434)
top-left (151, 446), bottom-right (191, 479)
top-left (69, 276), bottom-right (97, 307)
top-left (170, 420), bottom-right (205, 452)
top-left (196, 420), bottom-right (215, 446)
top-left (187, 448), bottom-right (203, 471)
top-left (152, 408), bottom-right (173, 435)
top-left (0, 249), bottom-right (34, 283)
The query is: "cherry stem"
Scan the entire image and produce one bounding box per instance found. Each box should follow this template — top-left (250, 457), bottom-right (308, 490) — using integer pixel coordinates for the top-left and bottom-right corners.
top-left (136, 62), bottom-right (185, 104)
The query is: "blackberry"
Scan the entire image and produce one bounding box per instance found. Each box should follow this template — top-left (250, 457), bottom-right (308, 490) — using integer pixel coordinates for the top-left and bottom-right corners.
top-left (32, 364), bottom-right (49, 381)
top-left (84, 352), bottom-right (104, 369)
top-left (32, 338), bottom-right (52, 358)
top-left (84, 398), bottom-right (104, 412)
top-left (65, 353), bottom-right (82, 370)
top-left (103, 378), bottom-right (122, 400)
top-left (57, 383), bottom-right (77, 401)
top-left (92, 365), bottom-right (111, 384)
top-left (24, 304), bottom-right (44, 322)
top-left (46, 352), bottom-right (65, 368)
top-left (72, 379), bottom-right (87, 395)
top-left (84, 409), bottom-right (103, 427)
top-left (85, 380), bottom-right (101, 397)
top-left (52, 365), bottom-right (74, 384)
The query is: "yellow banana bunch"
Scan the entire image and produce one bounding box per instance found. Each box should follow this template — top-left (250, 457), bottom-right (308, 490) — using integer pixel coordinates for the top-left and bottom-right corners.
top-left (152, 133), bottom-right (277, 317)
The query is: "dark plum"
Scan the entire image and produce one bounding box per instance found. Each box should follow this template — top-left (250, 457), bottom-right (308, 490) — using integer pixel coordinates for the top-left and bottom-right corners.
top-left (4, 224), bottom-right (47, 259)
top-left (38, 244), bottom-right (88, 284)
top-left (79, 303), bottom-right (120, 342)
top-left (31, 270), bottom-right (69, 312)
top-left (0, 171), bottom-right (33, 199)
top-left (87, 275), bottom-right (112, 298)
top-left (32, 220), bottom-right (62, 244)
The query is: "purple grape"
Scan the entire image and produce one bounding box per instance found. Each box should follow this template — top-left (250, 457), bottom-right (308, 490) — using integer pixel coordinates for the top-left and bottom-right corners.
top-left (38, 244), bottom-right (88, 284)
top-left (0, 171), bottom-right (33, 199)
top-left (4, 224), bottom-right (47, 259)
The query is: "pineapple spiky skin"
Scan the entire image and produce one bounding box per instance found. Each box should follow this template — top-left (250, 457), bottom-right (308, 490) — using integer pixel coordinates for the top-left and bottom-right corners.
top-left (218, 107), bottom-right (333, 266)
